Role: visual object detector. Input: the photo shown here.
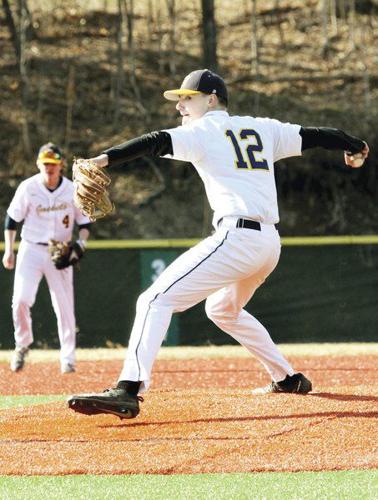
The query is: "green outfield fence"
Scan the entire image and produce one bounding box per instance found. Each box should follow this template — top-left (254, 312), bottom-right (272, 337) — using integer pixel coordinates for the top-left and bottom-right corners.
top-left (0, 236), bottom-right (377, 349)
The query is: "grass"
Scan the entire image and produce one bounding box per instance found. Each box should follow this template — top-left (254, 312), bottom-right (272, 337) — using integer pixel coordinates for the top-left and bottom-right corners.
top-left (0, 395), bottom-right (64, 409)
top-left (0, 471), bottom-right (377, 500)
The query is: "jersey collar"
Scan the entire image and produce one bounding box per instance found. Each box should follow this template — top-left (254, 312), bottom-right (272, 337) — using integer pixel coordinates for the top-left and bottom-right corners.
top-left (204, 110), bottom-right (229, 118)
top-left (38, 174), bottom-right (65, 195)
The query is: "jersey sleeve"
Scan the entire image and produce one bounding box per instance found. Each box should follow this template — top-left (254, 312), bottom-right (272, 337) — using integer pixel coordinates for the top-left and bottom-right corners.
top-left (74, 205), bottom-right (91, 226)
top-left (269, 119), bottom-right (302, 162)
top-left (162, 124), bottom-right (204, 163)
top-left (7, 182), bottom-right (28, 222)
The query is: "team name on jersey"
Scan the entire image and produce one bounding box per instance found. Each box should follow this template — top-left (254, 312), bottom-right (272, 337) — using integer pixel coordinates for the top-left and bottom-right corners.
top-left (36, 203), bottom-right (69, 214)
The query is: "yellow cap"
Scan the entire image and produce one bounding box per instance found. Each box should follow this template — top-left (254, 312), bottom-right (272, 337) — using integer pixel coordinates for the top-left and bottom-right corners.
top-left (163, 69), bottom-right (228, 103)
top-left (163, 88), bottom-right (202, 101)
top-left (37, 143), bottom-right (64, 164)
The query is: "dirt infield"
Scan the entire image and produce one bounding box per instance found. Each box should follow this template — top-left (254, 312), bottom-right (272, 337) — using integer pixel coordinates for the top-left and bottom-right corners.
top-left (0, 355), bottom-right (377, 475)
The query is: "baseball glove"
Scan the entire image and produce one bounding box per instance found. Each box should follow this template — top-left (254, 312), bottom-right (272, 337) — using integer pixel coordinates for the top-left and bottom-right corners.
top-left (48, 240), bottom-right (85, 270)
top-left (72, 159), bottom-right (114, 221)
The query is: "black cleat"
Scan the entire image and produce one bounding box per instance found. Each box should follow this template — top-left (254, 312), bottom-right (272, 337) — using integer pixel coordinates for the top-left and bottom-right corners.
top-left (10, 347), bottom-right (29, 372)
top-left (252, 373), bottom-right (312, 394)
top-left (67, 387), bottom-right (143, 419)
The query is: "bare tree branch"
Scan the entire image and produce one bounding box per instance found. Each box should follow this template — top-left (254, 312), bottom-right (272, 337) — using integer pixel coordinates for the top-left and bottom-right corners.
top-left (229, 72), bottom-right (378, 85)
top-left (250, 0), bottom-right (259, 75)
top-left (201, 0), bottom-right (218, 71)
top-left (64, 65), bottom-right (76, 152)
top-left (2, 0), bottom-right (20, 59)
top-left (165, 0), bottom-right (176, 75)
top-left (137, 157), bottom-right (166, 207)
top-left (18, 0), bottom-right (32, 162)
top-left (113, 0), bottom-right (124, 129)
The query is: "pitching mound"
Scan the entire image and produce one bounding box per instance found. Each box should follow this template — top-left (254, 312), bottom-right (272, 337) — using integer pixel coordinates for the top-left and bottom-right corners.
top-left (0, 356), bottom-right (377, 474)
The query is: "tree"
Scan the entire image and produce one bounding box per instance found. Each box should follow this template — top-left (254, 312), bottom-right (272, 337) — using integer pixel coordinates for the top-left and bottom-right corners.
top-left (166, 0), bottom-right (176, 75)
top-left (201, 0), bottom-right (218, 71)
top-left (250, 0), bottom-right (259, 74)
top-left (2, 0), bottom-right (19, 59)
top-left (18, 0), bottom-right (32, 161)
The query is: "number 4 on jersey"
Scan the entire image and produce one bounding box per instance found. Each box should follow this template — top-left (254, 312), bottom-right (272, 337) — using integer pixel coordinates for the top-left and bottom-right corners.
top-left (62, 215), bottom-right (70, 228)
top-left (226, 129), bottom-right (268, 170)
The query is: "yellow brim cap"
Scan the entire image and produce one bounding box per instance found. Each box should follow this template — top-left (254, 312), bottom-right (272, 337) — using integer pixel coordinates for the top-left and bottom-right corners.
top-left (38, 158), bottom-right (62, 164)
top-left (163, 89), bottom-right (202, 101)
top-left (37, 153), bottom-right (63, 164)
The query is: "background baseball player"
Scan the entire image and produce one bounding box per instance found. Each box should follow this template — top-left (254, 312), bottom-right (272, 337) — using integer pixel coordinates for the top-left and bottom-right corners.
top-left (2, 143), bottom-right (91, 373)
top-left (68, 69), bottom-right (369, 418)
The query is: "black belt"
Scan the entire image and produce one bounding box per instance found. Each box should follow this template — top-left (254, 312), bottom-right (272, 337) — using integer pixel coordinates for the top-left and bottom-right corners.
top-left (236, 218), bottom-right (279, 231)
top-left (37, 242), bottom-right (48, 246)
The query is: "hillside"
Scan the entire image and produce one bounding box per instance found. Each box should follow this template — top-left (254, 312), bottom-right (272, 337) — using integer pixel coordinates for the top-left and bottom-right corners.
top-left (1, 0), bottom-right (377, 238)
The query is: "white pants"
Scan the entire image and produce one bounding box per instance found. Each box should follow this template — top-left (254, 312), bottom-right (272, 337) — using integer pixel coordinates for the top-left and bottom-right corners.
top-left (12, 240), bottom-right (76, 366)
top-left (119, 217), bottom-right (294, 392)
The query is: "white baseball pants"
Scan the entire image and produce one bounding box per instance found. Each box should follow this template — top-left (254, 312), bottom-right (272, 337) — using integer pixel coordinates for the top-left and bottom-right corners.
top-left (119, 217), bottom-right (294, 392)
top-left (12, 240), bottom-right (76, 366)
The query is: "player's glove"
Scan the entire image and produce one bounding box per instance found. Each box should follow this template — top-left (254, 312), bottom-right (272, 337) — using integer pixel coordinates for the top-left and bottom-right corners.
top-left (48, 240), bottom-right (85, 270)
top-left (72, 158), bottom-right (114, 221)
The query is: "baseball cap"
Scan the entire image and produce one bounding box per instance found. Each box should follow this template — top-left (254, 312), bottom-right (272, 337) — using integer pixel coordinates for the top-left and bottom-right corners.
top-left (37, 142), bottom-right (64, 164)
top-left (163, 69), bottom-right (228, 104)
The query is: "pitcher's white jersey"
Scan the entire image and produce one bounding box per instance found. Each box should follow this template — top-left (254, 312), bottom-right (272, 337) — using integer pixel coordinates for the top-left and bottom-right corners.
top-left (7, 174), bottom-right (89, 242)
top-left (164, 110), bottom-right (302, 226)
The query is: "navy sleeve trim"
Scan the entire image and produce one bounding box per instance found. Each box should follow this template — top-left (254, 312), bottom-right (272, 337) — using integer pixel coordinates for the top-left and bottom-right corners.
top-left (78, 223), bottom-right (92, 231)
top-left (300, 127), bottom-right (365, 153)
top-left (103, 131), bottom-right (173, 168)
top-left (4, 214), bottom-right (17, 230)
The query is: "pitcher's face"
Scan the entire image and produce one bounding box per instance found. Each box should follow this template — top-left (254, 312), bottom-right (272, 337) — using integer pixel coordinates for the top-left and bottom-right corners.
top-left (175, 93), bottom-right (212, 125)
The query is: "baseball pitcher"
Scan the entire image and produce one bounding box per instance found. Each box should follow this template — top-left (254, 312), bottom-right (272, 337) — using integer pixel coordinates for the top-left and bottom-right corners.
top-left (68, 69), bottom-right (369, 418)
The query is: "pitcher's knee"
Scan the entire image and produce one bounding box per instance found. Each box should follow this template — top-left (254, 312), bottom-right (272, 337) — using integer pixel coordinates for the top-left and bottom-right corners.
top-left (205, 300), bottom-right (238, 324)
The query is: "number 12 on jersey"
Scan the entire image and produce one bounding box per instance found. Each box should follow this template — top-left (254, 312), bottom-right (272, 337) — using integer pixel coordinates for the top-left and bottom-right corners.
top-left (226, 129), bottom-right (268, 170)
